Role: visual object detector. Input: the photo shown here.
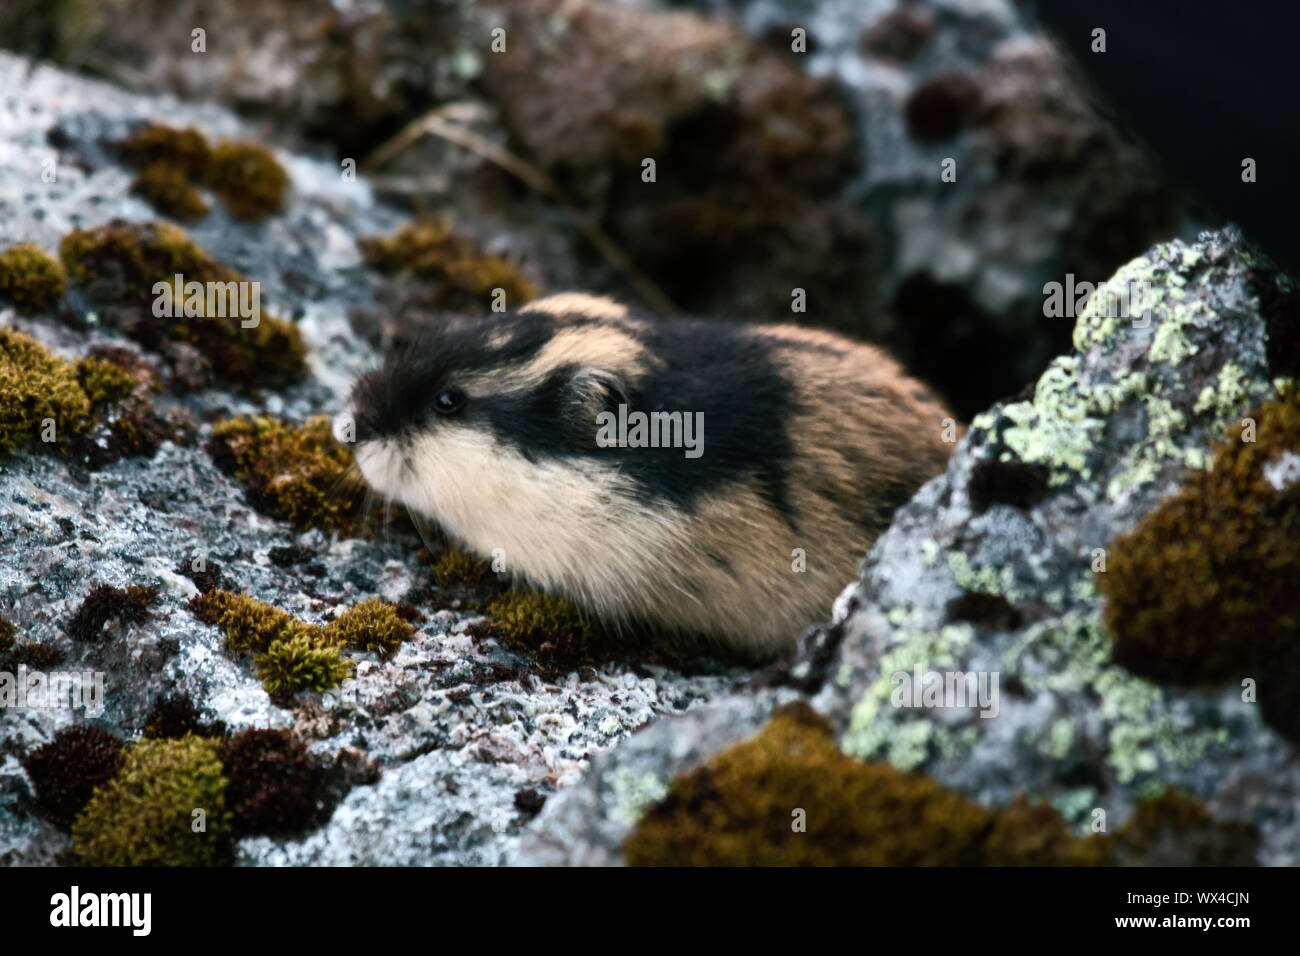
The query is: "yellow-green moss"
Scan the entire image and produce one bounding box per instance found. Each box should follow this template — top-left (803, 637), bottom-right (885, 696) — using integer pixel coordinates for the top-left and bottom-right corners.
top-left (1100, 387), bottom-right (1300, 687)
top-left (0, 328), bottom-right (92, 455)
top-left (323, 597), bottom-right (414, 658)
top-left (359, 221), bottom-right (538, 311)
top-left (486, 590), bottom-right (594, 654)
top-left (189, 589), bottom-right (353, 701)
top-left (254, 631), bottom-right (353, 699)
top-left (59, 220), bottom-right (306, 391)
top-left (131, 162), bottom-right (209, 223)
top-left (69, 735), bottom-right (231, 866)
top-left (0, 243), bottom-right (67, 314)
top-left (206, 415), bottom-right (364, 533)
top-left (204, 141), bottom-right (289, 222)
top-left (433, 545), bottom-right (493, 587)
top-left (74, 355), bottom-right (137, 409)
top-left (189, 588), bottom-right (314, 656)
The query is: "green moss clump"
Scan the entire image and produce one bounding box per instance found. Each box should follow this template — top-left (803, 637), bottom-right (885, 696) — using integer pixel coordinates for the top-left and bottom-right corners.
top-left (59, 220), bottom-right (306, 391)
top-left (70, 735), bottom-right (231, 866)
top-left (206, 415), bottom-right (364, 533)
top-left (433, 545), bottom-right (494, 587)
top-left (118, 123), bottom-right (212, 180)
top-left (75, 355), bottom-right (137, 409)
top-left (189, 589), bottom-right (352, 701)
top-left (485, 590), bottom-right (593, 654)
top-left (21, 726), bottom-right (126, 829)
top-left (324, 598), bottom-right (414, 658)
top-left (0, 328), bottom-right (92, 455)
top-left (254, 631), bottom-right (353, 700)
top-left (1101, 388), bottom-right (1300, 693)
top-left (627, 703), bottom-right (1108, 866)
top-left (204, 141), bottom-right (289, 221)
top-left (131, 163), bottom-right (210, 223)
top-left (189, 588), bottom-right (315, 656)
top-left (117, 125), bottom-right (288, 223)
top-left (359, 221), bottom-right (538, 311)
top-left (0, 243), bottom-right (67, 314)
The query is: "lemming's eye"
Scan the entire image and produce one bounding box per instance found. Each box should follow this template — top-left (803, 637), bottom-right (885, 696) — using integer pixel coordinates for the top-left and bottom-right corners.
top-left (434, 389), bottom-right (466, 415)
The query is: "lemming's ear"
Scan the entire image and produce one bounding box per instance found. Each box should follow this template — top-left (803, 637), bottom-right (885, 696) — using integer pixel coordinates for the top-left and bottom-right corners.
top-left (569, 367), bottom-right (628, 423)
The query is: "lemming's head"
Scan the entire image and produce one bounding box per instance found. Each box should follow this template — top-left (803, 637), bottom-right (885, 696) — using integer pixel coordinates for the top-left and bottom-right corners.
top-left (338, 301), bottom-right (649, 514)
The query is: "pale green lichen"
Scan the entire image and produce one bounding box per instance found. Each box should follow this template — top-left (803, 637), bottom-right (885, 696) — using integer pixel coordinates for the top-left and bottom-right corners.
top-left (1072, 255), bottom-right (1154, 352)
top-left (841, 622), bottom-right (976, 767)
top-left (1003, 612), bottom-right (1223, 787)
top-left (947, 551), bottom-right (1022, 602)
top-left (606, 767), bottom-right (668, 827)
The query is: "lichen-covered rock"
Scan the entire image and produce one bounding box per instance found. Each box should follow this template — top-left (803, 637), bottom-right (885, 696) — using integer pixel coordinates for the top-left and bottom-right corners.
top-left (515, 228), bottom-right (1300, 866)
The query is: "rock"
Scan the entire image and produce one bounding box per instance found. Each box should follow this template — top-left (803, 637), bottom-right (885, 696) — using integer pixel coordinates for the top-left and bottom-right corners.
top-left (514, 228), bottom-right (1300, 866)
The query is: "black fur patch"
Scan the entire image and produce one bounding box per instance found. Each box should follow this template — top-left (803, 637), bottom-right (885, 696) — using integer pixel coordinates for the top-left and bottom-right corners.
top-left (351, 308), bottom-right (797, 519)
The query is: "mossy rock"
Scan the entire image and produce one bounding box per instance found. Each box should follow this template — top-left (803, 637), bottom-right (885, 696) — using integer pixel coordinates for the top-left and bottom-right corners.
top-left (0, 243), bottom-right (67, 313)
top-left (627, 703), bottom-right (1253, 866)
top-left (1101, 387), bottom-right (1300, 702)
top-left (59, 220), bottom-right (306, 391)
top-left (70, 735), bottom-right (232, 866)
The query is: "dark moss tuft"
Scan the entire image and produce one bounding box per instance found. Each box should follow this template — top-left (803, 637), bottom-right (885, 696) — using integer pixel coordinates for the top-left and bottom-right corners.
top-left (968, 459), bottom-right (1050, 512)
top-left (206, 415), bottom-right (365, 534)
top-left (0, 616), bottom-right (14, 654)
top-left (20, 726), bottom-right (126, 829)
top-left (904, 72), bottom-right (982, 142)
top-left (67, 584), bottom-right (157, 643)
top-left (1108, 791), bottom-right (1258, 866)
top-left (219, 728), bottom-right (327, 837)
top-left (4, 640), bottom-right (66, 669)
top-left (0, 242), bottom-right (67, 314)
top-left (144, 695), bottom-right (230, 740)
top-left (1101, 388), bottom-right (1300, 718)
top-left (176, 558), bottom-right (223, 594)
